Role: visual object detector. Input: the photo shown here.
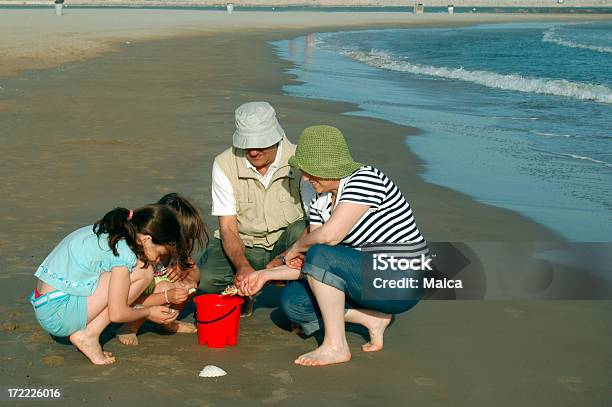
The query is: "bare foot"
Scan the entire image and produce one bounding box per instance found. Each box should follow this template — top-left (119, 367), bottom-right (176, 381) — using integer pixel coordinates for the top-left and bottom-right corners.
top-left (361, 312), bottom-right (392, 352)
top-left (69, 330), bottom-right (116, 365)
top-left (294, 342), bottom-right (351, 367)
top-left (160, 321), bottom-right (197, 334)
top-left (116, 324), bottom-right (139, 346)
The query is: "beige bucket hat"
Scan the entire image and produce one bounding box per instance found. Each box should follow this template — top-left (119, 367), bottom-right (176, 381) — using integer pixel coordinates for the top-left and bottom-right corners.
top-left (233, 101), bottom-right (285, 149)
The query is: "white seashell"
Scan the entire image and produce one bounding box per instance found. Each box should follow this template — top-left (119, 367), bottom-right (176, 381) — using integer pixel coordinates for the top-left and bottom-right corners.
top-left (221, 285), bottom-right (238, 296)
top-left (199, 365), bottom-right (227, 378)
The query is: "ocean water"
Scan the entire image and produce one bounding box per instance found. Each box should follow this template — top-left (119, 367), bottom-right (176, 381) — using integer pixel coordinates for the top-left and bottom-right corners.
top-left (271, 21), bottom-right (612, 242)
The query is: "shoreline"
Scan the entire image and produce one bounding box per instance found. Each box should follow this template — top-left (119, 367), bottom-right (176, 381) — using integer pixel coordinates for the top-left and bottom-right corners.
top-left (0, 11), bottom-right (610, 405)
top-left (1, 10), bottom-right (611, 77)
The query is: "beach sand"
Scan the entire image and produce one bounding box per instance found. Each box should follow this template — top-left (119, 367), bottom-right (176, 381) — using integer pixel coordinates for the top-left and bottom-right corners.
top-left (0, 9), bottom-right (610, 406)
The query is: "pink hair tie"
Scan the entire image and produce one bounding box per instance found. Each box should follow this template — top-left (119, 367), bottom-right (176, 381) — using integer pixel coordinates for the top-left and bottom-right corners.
top-left (127, 210), bottom-right (134, 221)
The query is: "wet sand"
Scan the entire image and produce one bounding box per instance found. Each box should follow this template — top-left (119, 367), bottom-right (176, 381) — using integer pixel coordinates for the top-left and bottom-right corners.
top-left (0, 10), bottom-right (611, 406)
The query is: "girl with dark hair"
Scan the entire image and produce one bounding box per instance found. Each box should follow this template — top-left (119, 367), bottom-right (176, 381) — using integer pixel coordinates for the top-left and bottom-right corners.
top-left (30, 204), bottom-right (190, 365)
top-left (117, 193), bottom-right (208, 346)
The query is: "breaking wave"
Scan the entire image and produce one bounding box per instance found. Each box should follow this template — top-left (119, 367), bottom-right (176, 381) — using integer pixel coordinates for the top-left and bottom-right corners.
top-left (341, 49), bottom-right (612, 104)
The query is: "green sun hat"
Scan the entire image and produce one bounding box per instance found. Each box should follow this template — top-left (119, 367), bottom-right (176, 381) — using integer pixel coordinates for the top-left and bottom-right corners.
top-left (288, 125), bottom-right (362, 179)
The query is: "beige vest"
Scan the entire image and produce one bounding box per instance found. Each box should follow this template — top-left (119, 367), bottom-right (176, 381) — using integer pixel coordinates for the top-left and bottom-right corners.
top-left (214, 138), bottom-right (304, 250)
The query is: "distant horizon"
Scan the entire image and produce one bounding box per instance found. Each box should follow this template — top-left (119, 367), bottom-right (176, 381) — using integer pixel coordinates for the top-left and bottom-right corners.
top-left (2, 2), bottom-right (612, 12)
top-left (2, 0), bottom-right (612, 9)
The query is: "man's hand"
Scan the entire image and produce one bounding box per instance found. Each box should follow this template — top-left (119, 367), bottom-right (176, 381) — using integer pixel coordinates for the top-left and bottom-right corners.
top-left (234, 265), bottom-right (256, 285)
top-left (265, 256), bottom-right (284, 269)
top-left (287, 255), bottom-right (304, 270)
top-left (284, 245), bottom-right (304, 265)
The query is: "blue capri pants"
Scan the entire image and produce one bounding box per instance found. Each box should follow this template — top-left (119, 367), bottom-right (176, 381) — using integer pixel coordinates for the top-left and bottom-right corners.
top-left (280, 244), bottom-right (422, 335)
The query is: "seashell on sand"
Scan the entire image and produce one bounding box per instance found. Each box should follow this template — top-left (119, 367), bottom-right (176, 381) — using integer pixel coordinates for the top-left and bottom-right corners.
top-left (221, 285), bottom-right (238, 296)
top-left (199, 365), bottom-right (227, 378)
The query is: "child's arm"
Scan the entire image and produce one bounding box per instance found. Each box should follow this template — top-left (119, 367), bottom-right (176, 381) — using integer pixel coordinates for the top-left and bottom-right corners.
top-left (107, 266), bottom-right (178, 324)
top-left (139, 288), bottom-right (191, 306)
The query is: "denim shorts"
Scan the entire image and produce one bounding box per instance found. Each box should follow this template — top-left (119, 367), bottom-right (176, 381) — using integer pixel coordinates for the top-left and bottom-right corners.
top-left (30, 290), bottom-right (87, 337)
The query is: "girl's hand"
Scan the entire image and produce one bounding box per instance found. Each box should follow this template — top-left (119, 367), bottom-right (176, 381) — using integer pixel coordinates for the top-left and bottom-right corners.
top-left (166, 265), bottom-right (187, 283)
top-left (148, 306), bottom-right (179, 324)
top-left (239, 270), bottom-right (268, 296)
top-left (164, 288), bottom-right (190, 304)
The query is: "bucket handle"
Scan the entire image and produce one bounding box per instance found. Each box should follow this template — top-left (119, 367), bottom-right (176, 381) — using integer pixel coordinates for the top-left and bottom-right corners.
top-left (195, 306), bottom-right (237, 325)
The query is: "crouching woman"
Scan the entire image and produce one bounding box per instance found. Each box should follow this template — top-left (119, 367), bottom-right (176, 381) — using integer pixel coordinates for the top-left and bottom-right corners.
top-left (239, 125), bottom-right (429, 366)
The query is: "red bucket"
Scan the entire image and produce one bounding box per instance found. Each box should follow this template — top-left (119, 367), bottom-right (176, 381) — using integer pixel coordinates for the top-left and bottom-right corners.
top-left (194, 294), bottom-right (244, 348)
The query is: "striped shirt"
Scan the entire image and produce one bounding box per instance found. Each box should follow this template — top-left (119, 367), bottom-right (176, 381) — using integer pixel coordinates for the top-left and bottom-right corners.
top-left (309, 166), bottom-right (427, 252)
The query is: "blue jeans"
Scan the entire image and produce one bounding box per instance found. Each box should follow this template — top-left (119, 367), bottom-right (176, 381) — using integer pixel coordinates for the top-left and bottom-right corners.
top-left (280, 244), bottom-right (421, 335)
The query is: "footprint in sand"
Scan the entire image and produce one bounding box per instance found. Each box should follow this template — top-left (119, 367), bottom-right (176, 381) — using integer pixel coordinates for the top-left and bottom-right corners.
top-left (557, 376), bottom-right (583, 393)
top-left (503, 307), bottom-right (525, 320)
top-left (185, 399), bottom-right (214, 407)
top-left (72, 376), bottom-right (107, 383)
top-left (414, 377), bottom-right (435, 387)
top-left (242, 362), bottom-right (258, 371)
top-left (270, 370), bottom-right (293, 385)
top-left (41, 355), bottom-right (64, 367)
top-left (262, 388), bottom-right (290, 404)
top-left (1, 321), bottom-right (18, 331)
top-left (101, 367), bottom-right (118, 376)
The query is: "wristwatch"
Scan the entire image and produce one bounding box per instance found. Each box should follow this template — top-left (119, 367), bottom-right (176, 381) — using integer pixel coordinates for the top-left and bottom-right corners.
top-left (277, 255), bottom-right (286, 264)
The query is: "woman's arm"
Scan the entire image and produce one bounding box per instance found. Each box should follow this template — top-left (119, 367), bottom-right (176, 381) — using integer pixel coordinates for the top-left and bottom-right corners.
top-left (289, 202), bottom-right (370, 257)
top-left (238, 265), bottom-right (302, 296)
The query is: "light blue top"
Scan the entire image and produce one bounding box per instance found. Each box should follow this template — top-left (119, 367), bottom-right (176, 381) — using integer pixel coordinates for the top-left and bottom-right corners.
top-left (34, 226), bottom-right (138, 297)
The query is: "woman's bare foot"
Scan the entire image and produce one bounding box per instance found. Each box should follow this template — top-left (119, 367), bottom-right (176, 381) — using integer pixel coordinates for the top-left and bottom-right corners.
top-left (160, 321), bottom-right (197, 334)
top-left (294, 341), bottom-right (351, 367)
top-left (69, 330), bottom-right (116, 365)
top-left (116, 324), bottom-right (139, 346)
top-left (360, 313), bottom-right (392, 352)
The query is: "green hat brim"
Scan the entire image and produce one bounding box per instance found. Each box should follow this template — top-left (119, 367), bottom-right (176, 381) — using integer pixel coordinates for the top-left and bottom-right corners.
top-left (289, 155), bottom-right (362, 179)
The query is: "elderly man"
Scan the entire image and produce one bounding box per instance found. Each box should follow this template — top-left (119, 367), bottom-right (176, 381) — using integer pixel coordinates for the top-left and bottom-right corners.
top-left (201, 102), bottom-right (310, 314)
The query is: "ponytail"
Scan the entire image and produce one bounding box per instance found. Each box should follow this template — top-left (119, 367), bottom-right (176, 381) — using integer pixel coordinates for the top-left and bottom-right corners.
top-left (93, 207), bottom-right (142, 258)
top-left (93, 205), bottom-right (190, 270)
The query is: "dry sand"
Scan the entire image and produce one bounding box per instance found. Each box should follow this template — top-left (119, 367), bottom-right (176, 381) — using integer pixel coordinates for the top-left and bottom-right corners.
top-left (0, 9), bottom-right (610, 406)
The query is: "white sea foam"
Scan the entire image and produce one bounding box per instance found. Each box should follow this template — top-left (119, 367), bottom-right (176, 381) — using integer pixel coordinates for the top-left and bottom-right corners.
top-left (542, 26), bottom-right (612, 54)
top-left (489, 116), bottom-right (540, 121)
top-left (530, 130), bottom-right (576, 138)
top-left (540, 150), bottom-right (612, 168)
top-left (342, 49), bottom-right (612, 104)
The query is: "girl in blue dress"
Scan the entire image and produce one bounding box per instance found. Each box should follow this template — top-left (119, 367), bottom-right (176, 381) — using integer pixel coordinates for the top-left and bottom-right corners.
top-left (31, 204), bottom-right (190, 365)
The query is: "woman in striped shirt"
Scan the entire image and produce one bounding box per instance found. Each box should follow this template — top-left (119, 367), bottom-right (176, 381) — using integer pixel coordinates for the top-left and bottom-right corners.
top-left (238, 125), bottom-right (428, 366)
